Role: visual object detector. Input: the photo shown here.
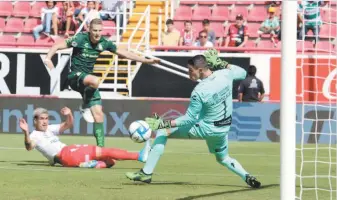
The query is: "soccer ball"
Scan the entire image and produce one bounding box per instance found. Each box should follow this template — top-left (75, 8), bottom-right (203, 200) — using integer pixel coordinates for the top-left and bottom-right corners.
top-left (128, 120), bottom-right (152, 143)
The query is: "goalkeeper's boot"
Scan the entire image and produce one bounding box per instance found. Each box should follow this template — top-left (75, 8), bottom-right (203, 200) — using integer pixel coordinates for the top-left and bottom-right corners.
top-left (79, 105), bottom-right (95, 123)
top-left (125, 170), bottom-right (152, 183)
top-left (79, 160), bottom-right (98, 168)
top-left (138, 140), bottom-right (151, 163)
top-left (245, 174), bottom-right (261, 188)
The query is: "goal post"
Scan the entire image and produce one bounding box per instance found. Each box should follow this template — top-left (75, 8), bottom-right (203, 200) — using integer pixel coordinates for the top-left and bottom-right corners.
top-left (280, 1), bottom-right (298, 200)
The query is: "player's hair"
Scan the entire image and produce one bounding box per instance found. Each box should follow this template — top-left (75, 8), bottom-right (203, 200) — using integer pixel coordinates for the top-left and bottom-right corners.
top-left (90, 18), bottom-right (103, 28)
top-left (191, 55), bottom-right (208, 69)
top-left (248, 65), bottom-right (257, 76)
top-left (34, 108), bottom-right (48, 119)
top-left (45, 1), bottom-right (57, 6)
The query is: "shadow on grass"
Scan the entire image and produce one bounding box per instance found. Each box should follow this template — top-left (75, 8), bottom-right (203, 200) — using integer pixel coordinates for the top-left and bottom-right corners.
top-left (175, 184), bottom-right (279, 200)
top-left (13, 160), bottom-right (54, 167)
top-left (123, 181), bottom-right (258, 188)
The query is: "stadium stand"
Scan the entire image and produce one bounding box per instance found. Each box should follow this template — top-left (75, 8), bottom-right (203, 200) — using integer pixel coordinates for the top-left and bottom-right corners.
top-left (0, 0), bottom-right (334, 51)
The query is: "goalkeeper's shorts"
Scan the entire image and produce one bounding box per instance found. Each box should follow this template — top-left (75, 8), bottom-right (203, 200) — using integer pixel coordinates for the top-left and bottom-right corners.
top-left (68, 71), bottom-right (102, 108)
top-left (57, 144), bottom-right (97, 167)
top-left (163, 124), bottom-right (229, 158)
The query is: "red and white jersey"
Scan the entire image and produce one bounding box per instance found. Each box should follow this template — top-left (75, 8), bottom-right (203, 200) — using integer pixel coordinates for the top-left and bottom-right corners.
top-left (30, 124), bottom-right (66, 165)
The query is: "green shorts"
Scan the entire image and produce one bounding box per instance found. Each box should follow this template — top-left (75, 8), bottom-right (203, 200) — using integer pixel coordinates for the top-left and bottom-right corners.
top-left (68, 71), bottom-right (102, 109)
top-left (164, 124), bottom-right (229, 158)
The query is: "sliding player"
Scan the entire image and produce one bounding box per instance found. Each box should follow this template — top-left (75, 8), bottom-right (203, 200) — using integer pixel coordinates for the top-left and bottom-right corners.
top-left (19, 107), bottom-right (150, 168)
top-left (126, 50), bottom-right (261, 188)
top-left (44, 18), bottom-right (159, 147)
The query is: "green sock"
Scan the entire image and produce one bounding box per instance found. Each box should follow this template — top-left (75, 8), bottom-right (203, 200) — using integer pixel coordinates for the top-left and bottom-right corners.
top-left (94, 123), bottom-right (104, 147)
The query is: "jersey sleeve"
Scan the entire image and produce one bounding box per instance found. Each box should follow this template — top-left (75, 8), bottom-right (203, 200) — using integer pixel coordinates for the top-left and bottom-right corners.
top-left (48, 124), bottom-right (61, 135)
top-left (105, 40), bottom-right (117, 53)
top-left (65, 34), bottom-right (80, 48)
top-left (174, 91), bottom-right (202, 127)
top-left (228, 64), bottom-right (247, 81)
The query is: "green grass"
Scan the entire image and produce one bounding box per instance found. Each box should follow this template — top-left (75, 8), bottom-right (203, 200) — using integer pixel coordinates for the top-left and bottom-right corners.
top-left (0, 134), bottom-right (335, 200)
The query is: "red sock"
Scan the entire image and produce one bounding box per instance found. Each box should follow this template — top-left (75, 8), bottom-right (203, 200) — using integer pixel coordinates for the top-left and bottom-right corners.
top-left (100, 148), bottom-right (139, 161)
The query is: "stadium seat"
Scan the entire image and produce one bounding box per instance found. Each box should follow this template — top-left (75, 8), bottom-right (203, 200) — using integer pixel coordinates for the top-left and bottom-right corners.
top-left (320, 24), bottom-right (337, 39)
top-left (4, 18), bottom-right (24, 33)
top-left (0, 2), bottom-right (13, 17)
top-left (245, 40), bottom-right (257, 48)
top-left (23, 18), bottom-right (41, 33)
top-left (0, 35), bottom-right (16, 47)
top-left (229, 6), bottom-right (248, 21)
top-left (197, 1), bottom-right (218, 5)
top-left (173, 6), bottom-right (192, 21)
top-left (13, 2), bottom-right (31, 17)
top-left (30, 2), bottom-right (45, 17)
top-left (35, 37), bottom-right (55, 47)
top-left (257, 40), bottom-right (275, 48)
top-left (179, 0), bottom-right (196, 6)
top-left (321, 8), bottom-right (337, 23)
top-left (0, 18), bottom-right (5, 32)
top-left (236, 1), bottom-right (253, 5)
top-left (248, 6), bottom-right (268, 22)
top-left (16, 35), bottom-right (35, 47)
top-left (246, 23), bottom-right (260, 38)
top-left (216, 1), bottom-right (236, 5)
top-left (210, 22), bottom-right (224, 38)
top-left (174, 21), bottom-right (184, 32)
top-left (192, 6), bottom-right (211, 21)
top-left (193, 22), bottom-right (203, 34)
top-left (210, 6), bottom-right (229, 21)
top-left (297, 41), bottom-right (314, 51)
top-left (316, 41), bottom-right (334, 51)
top-left (101, 20), bottom-right (116, 36)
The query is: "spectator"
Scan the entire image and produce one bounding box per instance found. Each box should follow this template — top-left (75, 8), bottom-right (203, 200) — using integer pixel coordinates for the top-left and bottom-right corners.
top-left (192, 30), bottom-right (213, 53)
top-left (77, 1), bottom-right (101, 31)
top-left (297, 0), bottom-right (328, 47)
top-left (161, 19), bottom-right (180, 50)
top-left (59, 1), bottom-right (75, 38)
top-left (223, 14), bottom-right (249, 48)
top-left (33, 1), bottom-right (59, 40)
top-left (238, 65), bottom-right (265, 102)
top-left (179, 21), bottom-right (197, 47)
top-left (99, 0), bottom-right (124, 34)
top-left (265, 1), bottom-right (281, 10)
top-left (202, 19), bottom-right (216, 45)
top-left (257, 6), bottom-right (280, 47)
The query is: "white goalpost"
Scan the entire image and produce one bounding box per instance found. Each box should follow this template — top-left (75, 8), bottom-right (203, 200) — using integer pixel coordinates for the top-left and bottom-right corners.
top-left (280, 1), bottom-right (297, 200)
top-left (284, 1), bottom-right (337, 200)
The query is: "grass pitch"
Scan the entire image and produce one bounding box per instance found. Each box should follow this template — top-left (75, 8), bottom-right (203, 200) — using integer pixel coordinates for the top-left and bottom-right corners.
top-left (0, 134), bottom-right (334, 200)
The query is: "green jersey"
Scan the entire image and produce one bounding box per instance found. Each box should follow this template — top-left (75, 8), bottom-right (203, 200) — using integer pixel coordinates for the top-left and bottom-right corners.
top-left (298, 0), bottom-right (324, 27)
top-left (65, 33), bottom-right (117, 73)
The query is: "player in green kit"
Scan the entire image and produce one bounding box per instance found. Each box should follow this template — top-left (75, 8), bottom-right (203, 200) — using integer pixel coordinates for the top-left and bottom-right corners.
top-left (44, 19), bottom-right (159, 147)
top-left (126, 49), bottom-right (261, 188)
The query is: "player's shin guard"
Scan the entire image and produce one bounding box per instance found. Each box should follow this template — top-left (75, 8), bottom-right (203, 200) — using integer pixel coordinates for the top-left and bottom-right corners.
top-left (142, 130), bottom-right (168, 175)
top-left (94, 123), bottom-right (104, 147)
top-left (217, 155), bottom-right (249, 181)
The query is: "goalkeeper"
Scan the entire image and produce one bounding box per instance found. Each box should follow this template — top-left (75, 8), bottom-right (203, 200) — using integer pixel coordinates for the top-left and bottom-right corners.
top-left (126, 49), bottom-right (261, 188)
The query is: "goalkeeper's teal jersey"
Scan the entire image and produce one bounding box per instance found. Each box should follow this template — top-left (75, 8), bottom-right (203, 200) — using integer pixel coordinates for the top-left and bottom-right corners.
top-left (175, 65), bottom-right (247, 134)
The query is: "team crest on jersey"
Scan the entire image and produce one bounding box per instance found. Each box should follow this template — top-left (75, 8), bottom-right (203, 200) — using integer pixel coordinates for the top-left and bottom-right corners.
top-left (97, 44), bottom-right (103, 51)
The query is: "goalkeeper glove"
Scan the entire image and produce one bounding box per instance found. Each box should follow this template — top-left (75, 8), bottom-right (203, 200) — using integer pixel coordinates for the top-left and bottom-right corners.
top-left (145, 113), bottom-right (171, 131)
top-left (204, 48), bottom-right (229, 71)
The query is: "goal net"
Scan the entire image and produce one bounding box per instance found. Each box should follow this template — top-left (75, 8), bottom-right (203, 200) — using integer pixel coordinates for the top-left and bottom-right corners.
top-left (296, 1), bottom-right (337, 199)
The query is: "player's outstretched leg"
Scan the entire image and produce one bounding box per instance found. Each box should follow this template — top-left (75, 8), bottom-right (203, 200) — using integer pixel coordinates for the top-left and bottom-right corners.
top-left (98, 140), bottom-right (151, 163)
top-left (126, 129), bottom-right (168, 183)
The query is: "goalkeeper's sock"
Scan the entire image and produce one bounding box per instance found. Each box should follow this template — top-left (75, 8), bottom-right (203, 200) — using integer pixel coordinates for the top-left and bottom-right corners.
top-left (94, 123), bottom-right (105, 147)
top-left (217, 156), bottom-right (249, 181)
top-left (100, 148), bottom-right (138, 160)
top-left (142, 130), bottom-right (168, 175)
